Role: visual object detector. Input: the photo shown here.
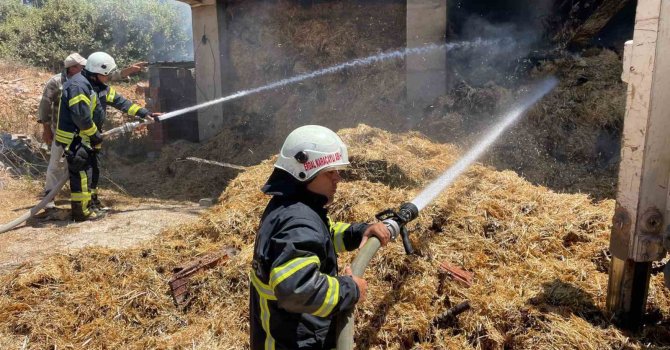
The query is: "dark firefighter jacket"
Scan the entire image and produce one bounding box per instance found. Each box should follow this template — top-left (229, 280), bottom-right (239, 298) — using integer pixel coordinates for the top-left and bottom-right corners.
top-left (250, 169), bottom-right (369, 350)
top-left (55, 72), bottom-right (100, 148)
top-left (93, 78), bottom-right (150, 130)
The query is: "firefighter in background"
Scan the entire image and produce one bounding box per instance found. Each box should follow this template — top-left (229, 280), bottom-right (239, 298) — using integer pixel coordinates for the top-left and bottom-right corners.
top-left (55, 52), bottom-right (158, 221)
top-left (83, 52), bottom-right (161, 211)
top-left (39, 53), bottom-right (149, 212)
top-left (55, 54), bottom-right (105, 221)
top-left (249, 125), bottom-right (392, 349)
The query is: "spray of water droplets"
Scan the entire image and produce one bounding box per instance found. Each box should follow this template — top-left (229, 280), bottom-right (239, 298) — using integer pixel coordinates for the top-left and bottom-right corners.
top-left (410, 76), bottom-right (559, 211)
top-left (157, 38), bottom-right (507, 122)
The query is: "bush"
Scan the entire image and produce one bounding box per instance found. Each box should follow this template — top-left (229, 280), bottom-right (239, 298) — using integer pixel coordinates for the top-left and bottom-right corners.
top-left (0, 0), bottom-right (191, 70)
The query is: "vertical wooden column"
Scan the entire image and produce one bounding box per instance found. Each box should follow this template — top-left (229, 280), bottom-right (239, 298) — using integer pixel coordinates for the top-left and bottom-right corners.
top-left (406, 0), bottom-right (447, 107)
top-left (607, 0), bottom-right (670, 329)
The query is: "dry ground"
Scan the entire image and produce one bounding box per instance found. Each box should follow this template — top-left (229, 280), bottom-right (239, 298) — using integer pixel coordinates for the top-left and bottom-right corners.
top-left (0, 171), bottom-right (203, 274)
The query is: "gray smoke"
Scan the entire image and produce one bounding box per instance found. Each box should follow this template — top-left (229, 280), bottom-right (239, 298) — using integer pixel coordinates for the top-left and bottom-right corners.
top-left (448, 0), bottom-right (554, 86)
top-left (171, 0), bottom-right (194, 61)
top-left (147, 0), bottom-right (194, 62)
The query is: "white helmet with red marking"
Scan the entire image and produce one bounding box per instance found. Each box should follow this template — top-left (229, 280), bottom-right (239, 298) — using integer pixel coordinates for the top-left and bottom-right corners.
top-left (275, 125), bottom-right (350, 181)
top-left (85, 52), bottom-right (117, 76)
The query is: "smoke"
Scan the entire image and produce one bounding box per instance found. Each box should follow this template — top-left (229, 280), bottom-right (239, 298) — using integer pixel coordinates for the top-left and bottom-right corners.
top-left (148, 0), bottom-right (194, 62)
top-left (169, 0), bottom-right (194, 61)
top-left (446, 0), bottom-right (555, 85)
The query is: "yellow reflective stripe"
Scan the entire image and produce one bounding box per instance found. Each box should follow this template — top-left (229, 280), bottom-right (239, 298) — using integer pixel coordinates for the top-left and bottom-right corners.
top-left (249, 271), bottom-right (277, 349)
top-left (80, 171), bottom-right (90, 215)
top-left (260, 296), bottom-right (275, 350)
top-left (269, 256), bottom-right (320, 289)
top-left (106, 87), bottom-right (116, 103)
top-left (80, 171), bottom-right (88, 193)
top-left (91, 188), bottom-right (97, 195)
top-left (56, 129), bottom-right (74, 137)
top-left (331, 222), bottom-right (350, 253)
top-left (55, 135), bottom-right (72, 144)
top-left (70, 192), bottom-right (90, 201)
top-left (249, 272), bottom-right (277, 300)
top-left (312, 275), bottom-right (340, 317)
top-left (128, 104), bottom-right (141, 116)
top-left (68, 94), bottom-right (90, 107)
top-left (80, 123), bottom-right (98, 137)
top-left (55, 129), bottom-right (74, 144)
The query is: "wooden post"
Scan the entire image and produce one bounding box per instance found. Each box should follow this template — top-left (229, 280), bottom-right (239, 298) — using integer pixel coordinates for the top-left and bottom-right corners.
top-left (607, 0), bottom-right (670, 329)
top-left (178, 0), bottom-right (234, 142)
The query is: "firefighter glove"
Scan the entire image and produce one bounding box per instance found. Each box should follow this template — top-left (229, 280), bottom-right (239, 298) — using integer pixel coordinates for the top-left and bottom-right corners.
top-left (90, 130), bottom-right (104, 147)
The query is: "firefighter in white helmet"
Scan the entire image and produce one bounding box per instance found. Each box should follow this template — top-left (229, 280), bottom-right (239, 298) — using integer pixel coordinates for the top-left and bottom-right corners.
top-left (83, 52), bottom-right (162, 213)
top-left (55, 52), bottom-right (160, 221)
top-left (39, 53), bottom-right (150, 216)
top-left (249, 125), bottom-right (391, 349)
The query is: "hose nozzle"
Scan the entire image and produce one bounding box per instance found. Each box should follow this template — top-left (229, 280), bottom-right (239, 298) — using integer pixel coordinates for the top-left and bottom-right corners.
top-left (398, 202), bottom-right (419, 224)
top-left (375, 202), bottom-right (419, 255)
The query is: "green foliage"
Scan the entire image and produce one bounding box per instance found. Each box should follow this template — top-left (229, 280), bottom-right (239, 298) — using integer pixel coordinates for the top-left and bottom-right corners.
top-left (0, 0), bottom-right (191, 70)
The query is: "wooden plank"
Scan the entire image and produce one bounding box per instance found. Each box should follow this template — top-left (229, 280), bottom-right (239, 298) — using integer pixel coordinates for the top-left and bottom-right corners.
top-left (610, 0), bottom-right (668, 261)
top-left (607, 0), bottom-right (670, 329)
top-left (568, 0), bottom-right (630, 48)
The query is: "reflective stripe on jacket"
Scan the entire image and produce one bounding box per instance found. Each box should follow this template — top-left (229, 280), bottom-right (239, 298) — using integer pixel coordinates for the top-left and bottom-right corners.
top-left (94, 86), bottom-right (149, 128)
top-left (250, 169), bottom-right (368, 350)
top-left (55, 73), bottom-right (98, 147)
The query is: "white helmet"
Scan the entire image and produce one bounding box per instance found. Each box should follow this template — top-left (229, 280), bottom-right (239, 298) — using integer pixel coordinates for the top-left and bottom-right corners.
top-left (85, 52), bottom-right (117, 75)
top-left (275, 125), bottom-right (349, 181)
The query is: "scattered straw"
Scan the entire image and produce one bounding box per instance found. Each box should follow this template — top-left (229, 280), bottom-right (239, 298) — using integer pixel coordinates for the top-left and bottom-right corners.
top-left (0, 125), bottom-right (667, 349)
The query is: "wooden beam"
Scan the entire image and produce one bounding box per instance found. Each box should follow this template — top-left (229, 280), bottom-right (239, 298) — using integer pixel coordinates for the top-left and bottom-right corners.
top-left (567, 0), bottom-right (630, 48)
top-left (607, 0), bottom-right (670, 329)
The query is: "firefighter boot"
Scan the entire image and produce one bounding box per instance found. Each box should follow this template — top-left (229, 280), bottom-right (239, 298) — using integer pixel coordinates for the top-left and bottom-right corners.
top-left (71, 202), bottom-right (105, 222)
top-left (90, 193), bottom-right (110, 212)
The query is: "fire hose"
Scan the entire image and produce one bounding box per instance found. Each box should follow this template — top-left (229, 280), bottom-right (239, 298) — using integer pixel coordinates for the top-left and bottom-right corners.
top-left (335, 77), bottom-right (558, 349)
top-left (0, 120), bottom-right (152, 233)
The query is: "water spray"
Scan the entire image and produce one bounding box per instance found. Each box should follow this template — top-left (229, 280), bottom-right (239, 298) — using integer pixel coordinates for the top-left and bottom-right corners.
top-left (157, 38), bottom-right (510, 123)
top-left (336, 76), bottom-right (559, 349)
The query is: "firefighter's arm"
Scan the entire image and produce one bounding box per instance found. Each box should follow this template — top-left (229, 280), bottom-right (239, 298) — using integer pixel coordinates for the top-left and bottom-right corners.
top-left (330, 219), bottom-right (371, 253)
top-left (109, 62), bottom-right (147, 81)
top-left (66, 85), bottom-right (100, 144)
top-left (270, 218), bottom-right (360, 316)
top-left (105, 86), bottom-right (151, 119)
top-left (331, 220), bottom-right (391, 251)
top-left (38, 77), bottom-right (60, 124)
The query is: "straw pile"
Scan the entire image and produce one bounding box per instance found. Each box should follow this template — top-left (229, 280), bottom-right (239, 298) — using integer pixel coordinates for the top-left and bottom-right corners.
top-left (1, 125), bottom-right (667, 349)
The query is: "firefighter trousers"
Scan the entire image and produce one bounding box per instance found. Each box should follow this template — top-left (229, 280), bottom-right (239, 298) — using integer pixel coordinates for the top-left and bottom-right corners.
top-left (67, 150), bottom-right (94, 216)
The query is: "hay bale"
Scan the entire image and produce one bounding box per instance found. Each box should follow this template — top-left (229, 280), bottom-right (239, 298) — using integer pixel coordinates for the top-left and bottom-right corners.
top-left (0, 125), bottom-right (667, 349)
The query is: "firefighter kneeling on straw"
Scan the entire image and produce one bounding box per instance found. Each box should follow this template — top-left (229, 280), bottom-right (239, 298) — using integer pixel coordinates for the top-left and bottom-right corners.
top-left (249, 125), bottom-right (391, 350)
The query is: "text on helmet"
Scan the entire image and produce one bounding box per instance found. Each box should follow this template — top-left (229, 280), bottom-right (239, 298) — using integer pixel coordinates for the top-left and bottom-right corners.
top-left (303, 152), bottom-right (342, 171)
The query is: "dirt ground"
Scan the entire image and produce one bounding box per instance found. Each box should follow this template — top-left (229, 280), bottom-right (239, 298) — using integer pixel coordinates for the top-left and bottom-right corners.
top-left (0, 172), bottom-right (203, 274)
